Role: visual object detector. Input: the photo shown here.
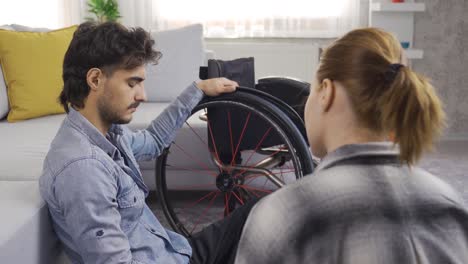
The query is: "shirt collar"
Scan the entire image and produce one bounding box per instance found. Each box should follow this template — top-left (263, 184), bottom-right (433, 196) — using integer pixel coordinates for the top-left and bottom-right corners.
top-left (314, 142), bottom-right (400, 172)
top-left (67, 107), bottom-right (119, 158)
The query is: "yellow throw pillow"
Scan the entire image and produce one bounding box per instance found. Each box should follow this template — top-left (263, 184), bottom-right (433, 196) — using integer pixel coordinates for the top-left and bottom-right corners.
top-left (0, 25), bottom-right (77, 122)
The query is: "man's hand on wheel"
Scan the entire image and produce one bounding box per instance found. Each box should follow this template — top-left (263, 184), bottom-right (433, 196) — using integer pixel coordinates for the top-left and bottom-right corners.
top-left (196, 78), bottom-right (238, 97)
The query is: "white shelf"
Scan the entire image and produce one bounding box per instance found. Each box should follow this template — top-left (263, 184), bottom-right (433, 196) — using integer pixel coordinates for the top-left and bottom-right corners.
top-left (369, 1), bottom-right (426, 61)
top-left (404, 49), bottom-right (424, 59)
top-left (371, 3), bottom-right (426, 12)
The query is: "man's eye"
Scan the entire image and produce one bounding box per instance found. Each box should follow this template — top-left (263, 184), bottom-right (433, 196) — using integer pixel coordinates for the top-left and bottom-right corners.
top-left (128, 83), bottom-right (136, 88)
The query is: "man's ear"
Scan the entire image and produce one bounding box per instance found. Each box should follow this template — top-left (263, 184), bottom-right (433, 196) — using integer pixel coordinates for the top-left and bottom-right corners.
top-left (319, 78), bottom-right (335, 112)
top-left (86, 68), bottom-right (104, 91)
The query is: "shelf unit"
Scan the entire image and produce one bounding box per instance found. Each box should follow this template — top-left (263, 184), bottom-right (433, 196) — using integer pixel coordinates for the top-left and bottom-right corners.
top-left (369, 0), bottom-right (425, 60)
top-left (371, 2), bottom-right (425, 12)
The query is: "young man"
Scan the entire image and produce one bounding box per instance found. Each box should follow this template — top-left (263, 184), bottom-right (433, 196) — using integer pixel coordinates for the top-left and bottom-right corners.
top-left (39, 22), bottom-right (255, 264)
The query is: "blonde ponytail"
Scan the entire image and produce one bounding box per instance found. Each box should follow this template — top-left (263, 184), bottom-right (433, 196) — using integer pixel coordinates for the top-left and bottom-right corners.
top-left (379, 67), bottom-right (445, 165)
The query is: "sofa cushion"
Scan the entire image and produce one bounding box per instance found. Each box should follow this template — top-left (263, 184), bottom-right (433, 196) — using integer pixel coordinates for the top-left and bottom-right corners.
top-left (0, 181), bottom-right (62, 264)
top-left (0, 102), bottom-right (173, 182)
top-left (0, 24), bottom-right (52, 121)
top-left (145, 24), bottom-right (205, 102)
top-left (0, 25), bottom-right (76, 122)
top-left (0, 114), bottom-right (65, 180)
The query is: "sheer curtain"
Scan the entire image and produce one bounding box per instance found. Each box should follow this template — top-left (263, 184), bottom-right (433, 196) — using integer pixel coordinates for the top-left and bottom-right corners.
top-left (152, 0), bottom-right (361, 38)
top-left (0, 0), bottom-right (65, 29)
top-left (63, 0), bottom-right (360, 38)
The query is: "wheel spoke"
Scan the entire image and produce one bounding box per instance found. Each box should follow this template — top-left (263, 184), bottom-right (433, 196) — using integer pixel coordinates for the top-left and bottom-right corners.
top-left (243, 174), bottom-right (269, 185)
top-left (190, 191), bottom-right (220, 234)
top-left (237, 184), bottom-right (273, 194)
top-left (242, 127), bottom-right (272, 169)
top-left (261, 178), bottom-right (269, 190)
top-left (185, 121), bottom-right (209, 148)
top-left (230, 112), bottom-right (252, 166)
top-left (183, 190), bottom-right (218, 210)
top-left (232, 145), bottom-right (288, 179)
top-left (207, 119), bottom-right (223, 167)
top-left (280, 167), bottom-right (284, 182)
top-left (168, 183), bottom-right (216, 189)
top-left (231, 190), bottom-right (245, 205)
top-left (241, 186), bottom-right (260, 198)
top-left (224, 192), bottom-right (233, 216)
top-left (223, 193), bottom-right (229, 217)
top-left (173, 143), bottom-right (219, 177)
top-left (228, 111), bottom-right (235, 158)
top-left (166, 164), bottom-right (218, 177)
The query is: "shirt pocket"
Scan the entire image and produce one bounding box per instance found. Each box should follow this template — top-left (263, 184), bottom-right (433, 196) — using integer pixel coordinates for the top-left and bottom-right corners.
top-left (117, 183), bottom-right (145, 231)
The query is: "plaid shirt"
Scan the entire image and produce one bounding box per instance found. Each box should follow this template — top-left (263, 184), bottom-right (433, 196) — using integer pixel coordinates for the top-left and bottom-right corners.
top-left (235, 142), bottom-right (468, 264)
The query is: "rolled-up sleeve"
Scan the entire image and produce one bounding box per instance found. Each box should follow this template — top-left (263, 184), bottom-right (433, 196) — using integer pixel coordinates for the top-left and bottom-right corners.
top-left (127, 82), bottom-right (204, 161)
top-left (54, 158), bottom-right (141, 264)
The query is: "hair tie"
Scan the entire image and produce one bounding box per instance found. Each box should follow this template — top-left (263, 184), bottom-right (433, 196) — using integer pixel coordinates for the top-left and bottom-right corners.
top-left (383, 63), bottom-right (404, 85)
top-left (389, 63), bottom-right (404, 72)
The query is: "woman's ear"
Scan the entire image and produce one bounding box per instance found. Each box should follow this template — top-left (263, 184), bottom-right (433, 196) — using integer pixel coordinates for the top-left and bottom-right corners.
top-left (319, 78), bottom-right (335, 112)
top-left (86, 68), bottom-right (103, 91)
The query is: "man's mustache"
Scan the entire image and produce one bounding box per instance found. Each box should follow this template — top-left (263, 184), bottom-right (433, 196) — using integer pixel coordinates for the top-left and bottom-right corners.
top-left (129, 102), bottom-right (140, 109)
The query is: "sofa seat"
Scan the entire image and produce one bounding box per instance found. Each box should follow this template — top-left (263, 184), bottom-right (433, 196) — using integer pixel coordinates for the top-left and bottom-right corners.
top-left (0, 100), bottom-right (214, 185)
top-left (0, 181), bottom-right (62, 263)
top-left (0, 114), bottom-right (65, 181)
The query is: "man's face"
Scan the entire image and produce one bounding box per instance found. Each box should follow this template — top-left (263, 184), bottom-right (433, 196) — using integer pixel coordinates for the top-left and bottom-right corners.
top-left (97, 65), bottom-right (147, 125)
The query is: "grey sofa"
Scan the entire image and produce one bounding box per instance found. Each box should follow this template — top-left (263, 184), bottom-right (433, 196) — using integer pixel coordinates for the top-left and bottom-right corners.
top-left (0, 23), bottom-right (213, 264)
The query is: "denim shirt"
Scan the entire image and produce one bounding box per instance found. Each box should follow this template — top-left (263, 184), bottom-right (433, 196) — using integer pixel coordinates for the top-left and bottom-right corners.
top-left (39, 83), bottom-right (204, 264)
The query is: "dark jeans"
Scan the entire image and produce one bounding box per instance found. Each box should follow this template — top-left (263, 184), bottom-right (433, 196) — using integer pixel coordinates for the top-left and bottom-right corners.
top-left (188, 198), bottom-right (259, 264)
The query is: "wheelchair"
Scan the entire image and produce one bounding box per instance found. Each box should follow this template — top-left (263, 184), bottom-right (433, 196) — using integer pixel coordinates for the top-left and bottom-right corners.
top-left (155, 57), bottom-right (316, 237)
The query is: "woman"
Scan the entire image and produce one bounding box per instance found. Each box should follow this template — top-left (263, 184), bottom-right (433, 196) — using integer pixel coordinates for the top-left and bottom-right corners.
top-left (234, 28), bottom-right (468, 264)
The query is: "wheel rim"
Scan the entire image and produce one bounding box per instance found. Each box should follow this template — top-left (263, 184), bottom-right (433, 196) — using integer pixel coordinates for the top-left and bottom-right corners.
top-left (157, 100), bottom-right (305, 236)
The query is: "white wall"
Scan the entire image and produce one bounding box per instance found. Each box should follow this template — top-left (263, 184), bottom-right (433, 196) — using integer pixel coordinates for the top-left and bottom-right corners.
top-left (206, 39), bottom-right (321, 84)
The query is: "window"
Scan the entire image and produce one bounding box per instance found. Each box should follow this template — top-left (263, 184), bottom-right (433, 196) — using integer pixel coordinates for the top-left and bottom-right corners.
top-left (0, 0), bottom-right (64, 29)
top-left (0, 0), bottom-right (361, 38)
top-left (153, 0), bottom-right (361, 38)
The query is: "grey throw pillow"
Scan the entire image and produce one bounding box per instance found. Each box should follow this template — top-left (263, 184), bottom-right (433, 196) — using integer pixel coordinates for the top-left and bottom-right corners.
top-left (10, 24), bottom-right (50, 32)
top-left (145, 24), bottom-right (205, 102)
top-left (0, 25), bottom-right (14, 120)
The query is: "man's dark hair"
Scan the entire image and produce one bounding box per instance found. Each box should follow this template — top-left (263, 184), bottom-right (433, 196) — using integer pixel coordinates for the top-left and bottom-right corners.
top-left (59, 22), bottom-right (161, 112)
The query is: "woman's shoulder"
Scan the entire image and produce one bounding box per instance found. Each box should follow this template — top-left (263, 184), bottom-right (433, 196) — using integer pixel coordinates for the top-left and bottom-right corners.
top-left (407, 167), bottom-right (467, 207)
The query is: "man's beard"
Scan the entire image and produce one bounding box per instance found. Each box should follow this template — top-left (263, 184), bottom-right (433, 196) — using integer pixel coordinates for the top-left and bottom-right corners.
top-left (97, 97), bottom-right (131, 125)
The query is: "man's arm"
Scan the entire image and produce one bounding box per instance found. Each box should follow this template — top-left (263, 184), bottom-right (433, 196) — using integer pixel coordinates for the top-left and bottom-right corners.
top-left (128, 78), bottom-right (237, 161)
top-left (54, 158), bottom-right (140, 264)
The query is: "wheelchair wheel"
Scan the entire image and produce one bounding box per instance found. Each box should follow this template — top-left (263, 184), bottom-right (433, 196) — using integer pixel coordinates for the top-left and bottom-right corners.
top-left (156, 89), bottom-right (314, 237)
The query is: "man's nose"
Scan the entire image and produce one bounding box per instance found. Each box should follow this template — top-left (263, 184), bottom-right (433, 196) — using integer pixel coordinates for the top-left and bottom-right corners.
top-left (135, 85), bottom-right (147, 102)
